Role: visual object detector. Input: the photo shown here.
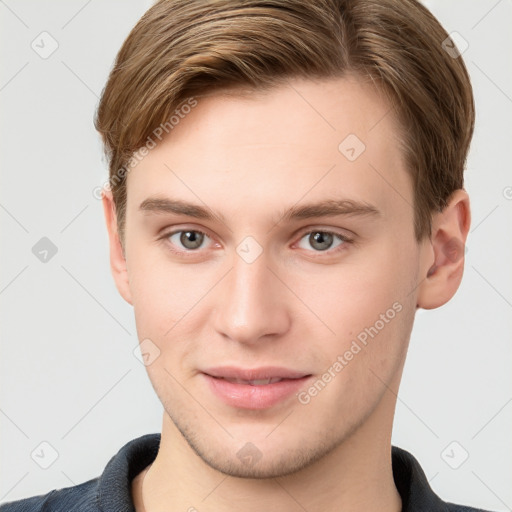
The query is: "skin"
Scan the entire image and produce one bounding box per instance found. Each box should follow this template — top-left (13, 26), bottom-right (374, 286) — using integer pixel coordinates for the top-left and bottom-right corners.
top-left (102, 75), bottom-right (470, 512)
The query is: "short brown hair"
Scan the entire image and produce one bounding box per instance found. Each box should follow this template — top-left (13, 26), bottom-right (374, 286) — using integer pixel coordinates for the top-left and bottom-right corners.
top-left (95, 0), bottom-right (475, 245)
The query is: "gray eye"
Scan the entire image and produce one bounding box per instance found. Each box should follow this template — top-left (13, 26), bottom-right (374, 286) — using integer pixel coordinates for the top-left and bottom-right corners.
top-left (169, 230), bottom-right (207, 250)
top-left (309, 231), bottom-right (333, 251)
top-left (297, 231), bottom-right (344, 252)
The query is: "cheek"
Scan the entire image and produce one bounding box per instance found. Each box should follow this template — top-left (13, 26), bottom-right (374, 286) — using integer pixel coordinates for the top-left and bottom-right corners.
top-left (288, 238), bottom-right (419, 366)
top-left (128, 255), bottom-right (183, 351)
top-left (293, 273), bottom-right (416, 422)
top-left (127, 249), bottom-right (221, 373)
top-left (127, 240), bottom-right (204, 329)
top-left (295, 252), bottom-right (414, 327)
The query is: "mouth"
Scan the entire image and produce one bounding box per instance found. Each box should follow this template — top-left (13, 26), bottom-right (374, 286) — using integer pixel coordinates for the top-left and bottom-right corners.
top-left (203, 365), bottom-right (310, 381)
top-left (201, 366), bottom-right (313, 409)
top-left (219, 377), bottom-right (288, 385)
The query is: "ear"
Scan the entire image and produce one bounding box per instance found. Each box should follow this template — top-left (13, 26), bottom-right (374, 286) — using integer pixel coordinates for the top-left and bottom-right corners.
top-left (102, 188), bottom-right (133, 305)
top-left (417, 189), bottom-right (471, 310)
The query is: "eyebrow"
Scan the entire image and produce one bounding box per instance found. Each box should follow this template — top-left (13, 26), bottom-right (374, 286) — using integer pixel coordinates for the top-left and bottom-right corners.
top-left (138, 197), bottom-right (380, 223)
top-left (139, 197), bottom-right (226, 222)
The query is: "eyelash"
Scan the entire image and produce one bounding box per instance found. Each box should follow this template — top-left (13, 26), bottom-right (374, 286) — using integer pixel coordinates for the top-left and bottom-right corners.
top-left (160, 228), bottom-right (353, 258)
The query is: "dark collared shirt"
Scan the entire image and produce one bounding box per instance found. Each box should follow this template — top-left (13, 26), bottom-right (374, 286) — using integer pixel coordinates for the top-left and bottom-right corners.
top-left (0, 434), bottom-right (493, 512)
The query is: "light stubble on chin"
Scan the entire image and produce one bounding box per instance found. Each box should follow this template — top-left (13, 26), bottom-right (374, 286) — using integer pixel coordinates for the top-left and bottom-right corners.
top-left (158, 385), bottom-right (387, 480)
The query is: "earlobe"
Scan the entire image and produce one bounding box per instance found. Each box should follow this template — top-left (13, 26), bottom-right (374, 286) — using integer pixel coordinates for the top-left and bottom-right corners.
top-left (101, 188), bottom-right (133, 305)
top-left (417, 189), bottom-right (471, 310)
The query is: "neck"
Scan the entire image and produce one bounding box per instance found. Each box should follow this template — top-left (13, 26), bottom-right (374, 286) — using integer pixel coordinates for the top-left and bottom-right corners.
top-left (132, 390), bottom-right (402, 512)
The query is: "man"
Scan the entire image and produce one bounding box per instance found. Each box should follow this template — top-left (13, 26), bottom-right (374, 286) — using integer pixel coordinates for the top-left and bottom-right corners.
top-left (0, 0), bottom-right (495, 510)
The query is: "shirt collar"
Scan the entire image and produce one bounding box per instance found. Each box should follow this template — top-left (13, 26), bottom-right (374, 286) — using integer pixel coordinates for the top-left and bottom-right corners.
top-left (392, 445), bottom-right (450, 511)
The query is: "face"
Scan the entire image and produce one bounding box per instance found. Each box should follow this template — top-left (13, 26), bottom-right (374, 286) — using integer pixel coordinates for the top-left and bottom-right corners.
top-left (116, 76), bottom-right (425, 478)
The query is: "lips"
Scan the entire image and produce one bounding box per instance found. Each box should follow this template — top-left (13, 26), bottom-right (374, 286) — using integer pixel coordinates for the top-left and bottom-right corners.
top-left (201, 366), bottom-right (312, 409)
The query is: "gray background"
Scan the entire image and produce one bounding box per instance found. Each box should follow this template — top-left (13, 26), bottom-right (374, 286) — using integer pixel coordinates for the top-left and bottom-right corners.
top-left (0, 0), bottom-right (511, 509)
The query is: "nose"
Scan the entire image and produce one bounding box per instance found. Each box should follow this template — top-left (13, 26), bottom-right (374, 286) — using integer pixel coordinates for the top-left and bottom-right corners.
top-left (212, 246), bottom-right (291, 346)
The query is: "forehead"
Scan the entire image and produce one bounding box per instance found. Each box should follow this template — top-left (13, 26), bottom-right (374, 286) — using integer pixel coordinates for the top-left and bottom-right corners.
top-left (161, 76), bottom-right (399, 157)
top-left (126, 76), bottom-right (411, 228)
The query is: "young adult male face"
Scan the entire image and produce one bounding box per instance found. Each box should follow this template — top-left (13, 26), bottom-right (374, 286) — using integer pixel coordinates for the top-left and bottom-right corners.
top-left (103, 76), bottom-right (469, 509)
